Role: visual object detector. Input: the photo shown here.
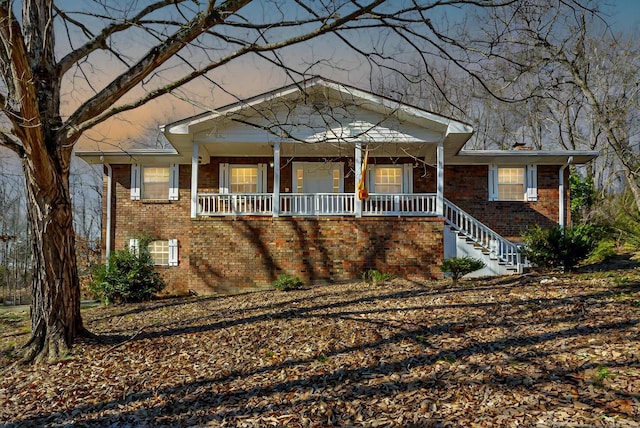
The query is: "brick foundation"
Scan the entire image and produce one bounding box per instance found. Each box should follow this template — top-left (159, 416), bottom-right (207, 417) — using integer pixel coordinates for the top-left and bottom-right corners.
top-left (187, 217), bottom-right (444, 294)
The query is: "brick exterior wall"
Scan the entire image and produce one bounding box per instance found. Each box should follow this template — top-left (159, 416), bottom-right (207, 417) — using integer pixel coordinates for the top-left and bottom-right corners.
top-left (444, 165), bottom-right (567, 241)
top-left (103, 160), bottom-right (567, 294)
top-left (188, 217), bottom-right (444, 294)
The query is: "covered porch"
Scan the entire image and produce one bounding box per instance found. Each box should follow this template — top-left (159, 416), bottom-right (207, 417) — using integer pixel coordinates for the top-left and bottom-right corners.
top-left (189, 141), bottom-right (445, 218)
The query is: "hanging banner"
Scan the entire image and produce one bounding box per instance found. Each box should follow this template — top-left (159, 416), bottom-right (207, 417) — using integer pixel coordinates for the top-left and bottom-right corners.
top-left (357, 147), bottom-right (369, 200)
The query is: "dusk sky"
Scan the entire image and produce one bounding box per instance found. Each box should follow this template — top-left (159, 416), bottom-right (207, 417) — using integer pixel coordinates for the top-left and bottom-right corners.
top-left (74, 0), bottom-right (639, 153)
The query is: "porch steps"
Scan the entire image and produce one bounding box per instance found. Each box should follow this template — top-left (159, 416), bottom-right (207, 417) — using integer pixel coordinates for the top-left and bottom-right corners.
top-left (443, 199), bottom-right (525, 277)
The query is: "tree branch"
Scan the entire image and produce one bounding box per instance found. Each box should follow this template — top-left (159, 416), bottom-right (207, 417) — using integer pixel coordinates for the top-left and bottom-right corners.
top-left (56, 0), bottom-right (185, 75)
top-left (0, 132), bottom-right (25, 157)
top-left (68, 0), bottom-right (388, 136)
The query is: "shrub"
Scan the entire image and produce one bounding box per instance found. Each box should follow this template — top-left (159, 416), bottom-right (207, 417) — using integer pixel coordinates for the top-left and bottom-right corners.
top-left (271, 273), bottom-right (304, 291)
top-left (585, 239), bottom-right (617, 264)
top-left (90, 248), bottom-right (165, 304)
top-left (521, 224), bottom-right (600, 271)
top-left (441, 257), bottom-right (485, 285)
top-left (362, 269), bottom-right (394, 285)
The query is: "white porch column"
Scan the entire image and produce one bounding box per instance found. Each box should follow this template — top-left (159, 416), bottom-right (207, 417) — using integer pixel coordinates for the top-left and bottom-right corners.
top-left (273, 142), bottom-right (281, 217)
top-left (191, 142), bottom-right (199, 219)
top-left (354, 142), bottom-right (362, 217)
top-left (436, 140), bottom-right (444, 216)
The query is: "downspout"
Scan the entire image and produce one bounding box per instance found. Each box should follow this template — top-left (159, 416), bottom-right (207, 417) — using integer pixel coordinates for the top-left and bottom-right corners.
top-left (558, 156), bottom-right (573, 228)
top-left (105, 163), bottom-right (112, 265)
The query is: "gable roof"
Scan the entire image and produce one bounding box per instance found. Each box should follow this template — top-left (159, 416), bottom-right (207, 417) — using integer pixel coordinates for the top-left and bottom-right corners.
top-left (76, 76), bottom-right (597, 165)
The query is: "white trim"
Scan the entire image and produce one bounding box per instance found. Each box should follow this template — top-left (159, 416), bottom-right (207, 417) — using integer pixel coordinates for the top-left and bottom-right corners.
top-left (191, 143), bottom-right (199, 218)
top-left (219, 163), bottom-right (230, 194)
top-left (257, 163), bottom-right (268, 193)
top-left (489, 164), bottom-right (538, 202)
top-left (168, 239), bottom-right (179, 266)
top-left (488, 165), bottom-right (498, 201)
top-left (333, 163), bottom-right (344, 193)
top-left (369, 165), bottom-right (403, 194)
top-left (273, 143), bottom-right (281, 217)
top-left (130, 164), bottom-right (141, 200)
top-left (105, 164), bottom-right (112, 265)
top-left (526, 164), bottom-right (538, 201)
top-left (403, 163), bottom-right (414, 194)
top-left (367, 165), bottom-right (375, 192)
top-left (129, 238), bottom-right (139, 255)
top-left (291, 161), bottom-right (344, 194)
top-left (169, 163), bottom-right (179, 200)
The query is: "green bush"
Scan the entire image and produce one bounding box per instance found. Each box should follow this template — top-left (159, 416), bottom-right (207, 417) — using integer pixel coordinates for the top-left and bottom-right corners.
top-left (271, 273), bottom-right (304, 291)
top-left (90, 248), bottom-right (165, 304)
top-left (362, 269), bottom-right (394, 285)
top-left (441, 257), bottom-right (485, 285)
top-left (585, 239), bottom-right (617, 264)
top-left (521, 224), bottom-right (600, 271)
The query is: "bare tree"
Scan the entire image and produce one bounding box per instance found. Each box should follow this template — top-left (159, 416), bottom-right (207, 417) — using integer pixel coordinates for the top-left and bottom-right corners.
top-left (476, 1), bottom-right (640, 203)
top-left (0, 0), bottom-right (598, 362)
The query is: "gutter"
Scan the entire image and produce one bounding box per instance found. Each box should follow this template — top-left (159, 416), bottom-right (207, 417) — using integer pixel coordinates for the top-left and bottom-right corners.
top-left (105, 163), bottom-right (112, 265)
top-left (558, 156), bottom-right (573, 228)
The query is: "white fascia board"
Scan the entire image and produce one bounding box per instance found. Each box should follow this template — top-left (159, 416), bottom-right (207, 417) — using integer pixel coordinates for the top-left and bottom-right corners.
top-left (452, 150), bottom-right (599, 165)
top-left (75, 148), bottom-right (183, 165)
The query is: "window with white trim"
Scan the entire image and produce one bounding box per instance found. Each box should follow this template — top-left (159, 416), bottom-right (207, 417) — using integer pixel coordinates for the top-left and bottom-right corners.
top-left (374, 166), bottom-right (402, 194)
top-left (130, 164), bottom-right (179, 200)
top-left (148, 240), bottom-right (169, 265)
top-left (231, 166), bottom-right (258, 193)
top-left (489, 165), bottom-right (537, 201)
top-left (129, 238), bottom-right (178, 266)
top-left (219, 163), bottom-right (267, 193)
top-left (143, 167), bottom-right (170, 200)
top-left (367, 164), bottom-right (413, 194)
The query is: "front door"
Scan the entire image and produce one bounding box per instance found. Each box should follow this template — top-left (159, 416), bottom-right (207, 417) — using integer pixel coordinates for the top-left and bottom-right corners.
top-left (293, 162), bottom-right (343, 193)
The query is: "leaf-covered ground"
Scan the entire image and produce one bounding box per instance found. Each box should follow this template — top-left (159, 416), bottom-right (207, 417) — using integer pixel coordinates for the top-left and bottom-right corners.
top-left (1, 270), bottom-right (639, 427)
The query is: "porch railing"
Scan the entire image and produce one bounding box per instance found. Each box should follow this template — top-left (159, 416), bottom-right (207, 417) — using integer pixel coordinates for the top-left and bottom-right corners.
top-left (362, 194), bottom-right (437, 216)
top-left (197, 192), bottom-right (438, 216)
top-left (280, 193), bottom-right (355, 216)
top-left (198, 193), bottom-right (273, 216)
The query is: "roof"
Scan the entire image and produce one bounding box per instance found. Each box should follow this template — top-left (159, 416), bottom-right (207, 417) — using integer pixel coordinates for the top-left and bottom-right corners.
top-left (446, 150), bottom-right (598, 165)
top-left (76, 76), bottom-right (598, 166)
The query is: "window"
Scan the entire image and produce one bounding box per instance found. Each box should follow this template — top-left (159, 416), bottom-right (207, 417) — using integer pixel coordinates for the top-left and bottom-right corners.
top-left (231, 166), bottom-right (258, 193)
top-left (498, 167), bottom-right (524, 201)
top-left (148, 240), bottom-right (169, 265)
top-left (143, 167), bottom-right (170, 200)
top-left (489, 165), bottom-right (537, 201)
top-left (332, 169), bottom-right (340, 193)
top-left (374, 167), bottom-right (402, 194)
top-left (296, 168), bottom-right (304, 193)
top-left (129, 238), bottom-right (178, 266)
top-left (130, 164), bottom-right (179, 200)
top-left (219, 163), bottom-right (267, 194)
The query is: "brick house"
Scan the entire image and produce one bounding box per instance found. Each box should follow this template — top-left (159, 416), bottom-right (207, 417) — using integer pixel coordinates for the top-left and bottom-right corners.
top-left (77, 77), bottom-right (597, 294)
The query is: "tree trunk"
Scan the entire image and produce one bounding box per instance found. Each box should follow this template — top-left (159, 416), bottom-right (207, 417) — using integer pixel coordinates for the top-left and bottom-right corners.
top-left (21, 154), bottom-right (83, 364)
